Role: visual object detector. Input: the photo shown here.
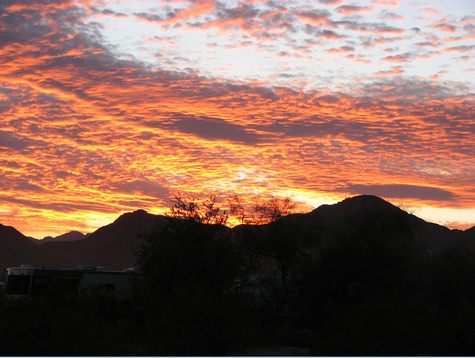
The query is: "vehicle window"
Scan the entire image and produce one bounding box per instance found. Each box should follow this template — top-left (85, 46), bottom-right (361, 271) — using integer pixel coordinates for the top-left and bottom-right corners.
top-left (6, 275), bottom-right (31, 295)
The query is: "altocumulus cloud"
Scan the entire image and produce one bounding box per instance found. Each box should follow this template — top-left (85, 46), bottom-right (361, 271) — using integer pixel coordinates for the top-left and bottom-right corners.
top-left (160, 116), bottom-right (261, 145)
top-left (1, 0), bottom-right (474, 237)
top-left (0, 131), bottom-right (29, 150)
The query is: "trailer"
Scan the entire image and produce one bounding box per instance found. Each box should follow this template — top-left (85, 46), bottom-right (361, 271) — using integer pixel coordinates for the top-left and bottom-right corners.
top-left (5, 265), bottom-right (136, 300)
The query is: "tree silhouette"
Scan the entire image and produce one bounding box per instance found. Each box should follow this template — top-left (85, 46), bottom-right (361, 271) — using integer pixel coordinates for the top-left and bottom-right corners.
top-left (168, 193), bottom-right (229, 225)
top-left (229, 195), bottom-right (297, 225)
top-left (135, 194), bottom-right (253, 354)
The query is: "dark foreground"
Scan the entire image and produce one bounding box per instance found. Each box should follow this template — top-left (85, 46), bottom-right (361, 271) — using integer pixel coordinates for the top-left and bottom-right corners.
top-left (2, 244), bottom-right (475, 356)
top-left (2, 196), bottom-right (475, 355)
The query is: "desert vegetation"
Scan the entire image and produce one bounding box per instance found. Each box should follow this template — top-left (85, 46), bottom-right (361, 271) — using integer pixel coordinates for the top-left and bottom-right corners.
top-left (1, 194), bottom-right (475, 355)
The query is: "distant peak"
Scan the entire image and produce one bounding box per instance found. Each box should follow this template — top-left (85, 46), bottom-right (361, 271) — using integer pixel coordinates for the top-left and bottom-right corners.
top-left (119, 209), bottom-right (149, 217)
top-left (337, 195), bottom-right (401, 209)
top-left (114, 209), bottom-right (152, 223)
top-left (0, 223), bottom-right (29, 241)
top-left (341, 195), bottom-right (391, 204)
top-left (0, 223), bottom-right (23, 233)
top-left (133, 209), bottom-right (148, 214)
top-left (56, 230), bottom-right (85, 238)
top-left (311, 195), bottom-right (402, 216)
top-left (41, 230), bottom-right (86, 242)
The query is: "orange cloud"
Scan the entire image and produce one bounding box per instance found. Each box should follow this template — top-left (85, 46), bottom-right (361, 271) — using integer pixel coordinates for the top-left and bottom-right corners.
top-left (0, 0), bottom-right (474, 238)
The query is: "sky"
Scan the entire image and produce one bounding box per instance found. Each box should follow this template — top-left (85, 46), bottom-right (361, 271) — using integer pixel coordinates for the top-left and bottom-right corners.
top-left (0, 0), bottom-right (474, 238)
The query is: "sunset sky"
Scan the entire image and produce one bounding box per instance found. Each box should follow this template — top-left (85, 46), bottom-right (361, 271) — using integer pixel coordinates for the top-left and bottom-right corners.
top-left (0, 0), bottom-right (474, 238)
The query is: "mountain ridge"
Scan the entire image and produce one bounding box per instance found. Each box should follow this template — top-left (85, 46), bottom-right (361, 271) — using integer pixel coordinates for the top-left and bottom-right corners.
top-left (1, 195), bottom-right (474, 280)
top-left (42, 231), bottom-right (87, 243)
top-left (0, 223), bottom-right (35, 242)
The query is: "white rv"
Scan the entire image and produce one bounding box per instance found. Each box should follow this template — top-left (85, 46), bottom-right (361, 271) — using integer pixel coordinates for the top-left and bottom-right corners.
top-left (5, 265), bottom-right (135, 300)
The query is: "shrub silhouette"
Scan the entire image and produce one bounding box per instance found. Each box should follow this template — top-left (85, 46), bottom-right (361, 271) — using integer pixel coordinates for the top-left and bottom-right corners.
top-left (3, 194), bottom-right (475, 355)
top-left (135, 217), bottom-right (256, 354)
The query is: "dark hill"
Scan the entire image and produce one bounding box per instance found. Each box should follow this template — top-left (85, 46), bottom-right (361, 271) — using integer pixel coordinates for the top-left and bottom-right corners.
top-left (466, 226), bottom-right (475, 236)
top-left (309, 195), bottom-right (463, 250)
top-left (234, 196), bottom-right (419, 270)
top-left (2, 196), bottom-right (475, 355)
top-left (0, 224), bottom-right (32, 243)
top-left (77, 209), bottom-right (169, 267)
top-left (1, 197), bottom-right (474, 278)
top-left (0, 224), bottom-right (37, 280)
top-left (35, 210), bottom-right (169, 270)
top-left (42, 231), bottom-right (86, 243)
top-left (310, 195), bottom-right (411, 235)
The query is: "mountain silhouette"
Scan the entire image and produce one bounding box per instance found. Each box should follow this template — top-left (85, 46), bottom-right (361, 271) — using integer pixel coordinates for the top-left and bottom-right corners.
top-left (0, 224), bottom-right (32, 243)
top-left (42, 231), bottom-right (87, 243)
top-left (0, 196), bottom-right (474, 280)
top-left (30, 210), bottom-right (169, 272)
top-left (0, 224), bottom-right (38, 279)
top-left (309, 195), bottom-right (469, 250)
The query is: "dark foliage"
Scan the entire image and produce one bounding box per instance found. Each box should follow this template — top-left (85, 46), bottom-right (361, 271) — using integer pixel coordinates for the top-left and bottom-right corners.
top-left (0, 296), bottom-right (138, 355)
top-left (2, 196), bottom-right (475, 355)
top-left (134, 218), bottom-right (258, 355)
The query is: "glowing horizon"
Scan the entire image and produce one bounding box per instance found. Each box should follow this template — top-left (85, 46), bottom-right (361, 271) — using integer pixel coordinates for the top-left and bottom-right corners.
top-left (0, 0), bottom-right (474, 238)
